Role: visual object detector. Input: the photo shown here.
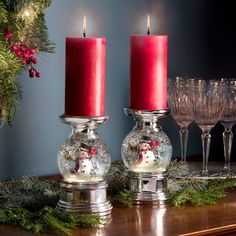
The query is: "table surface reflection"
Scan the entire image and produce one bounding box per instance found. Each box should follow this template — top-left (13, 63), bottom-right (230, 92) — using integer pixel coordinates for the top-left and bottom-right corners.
top-left (2, 173), bottom-right (236, 236)
top-left (1, 190), bottom-right (236, 236)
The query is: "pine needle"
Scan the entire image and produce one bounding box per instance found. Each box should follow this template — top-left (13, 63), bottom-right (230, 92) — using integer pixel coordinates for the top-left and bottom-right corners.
top-left (106, 160), bottom-right (129, 195)
top-left (0, 176), bottom-right (59, 210)
top-left (111, 191), bottom-right (134, 208)
top-left (171, 178), bottom-right (236, 207)
top-left (167, 159), bottom-right (190, 177)
top-left (0, 207), bottom-right (102, 235)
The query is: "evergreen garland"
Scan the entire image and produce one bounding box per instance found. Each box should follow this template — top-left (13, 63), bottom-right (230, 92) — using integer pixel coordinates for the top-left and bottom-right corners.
top-left (0, 207), bottom-right (103, 235)
top-left (0, 176), bottom-right (103, 235)
top-left (106, 160), bottom-right (236, 208)
top-left (1, 162), bottom-right (236, 234)
top-left (171, 178), bottom-right (236, 207)
top-left (0, 176), bottom-right (59, 210)
top-left (0, 38), bottom-right (23, 125)
top-left (0, 0), bottom-right (54, 125)
top-left (111, 190), bottom-right (135, 208)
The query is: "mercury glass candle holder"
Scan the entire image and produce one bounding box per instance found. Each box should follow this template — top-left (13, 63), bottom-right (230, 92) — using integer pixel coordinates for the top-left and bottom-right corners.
top-left (57, 115), bottom-right (112, 216)
top-left (121, 108), bottom-right (173, 204)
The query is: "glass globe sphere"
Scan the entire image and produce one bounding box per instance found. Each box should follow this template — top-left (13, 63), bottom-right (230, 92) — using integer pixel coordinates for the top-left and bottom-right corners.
top-left (121, 128), bottom-right (172, 173)
top-left (58, 130), bottom-right (111, 183)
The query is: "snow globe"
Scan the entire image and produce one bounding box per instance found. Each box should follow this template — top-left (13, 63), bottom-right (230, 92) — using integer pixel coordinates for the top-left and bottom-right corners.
top-left (121, 108), bottom-right (173, 204)
top-left (57, 116), bottom-right (112, 216)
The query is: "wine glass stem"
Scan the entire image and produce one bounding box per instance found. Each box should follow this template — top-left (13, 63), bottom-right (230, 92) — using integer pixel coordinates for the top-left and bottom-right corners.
top-left (223, 127), bottom-right (233, 173)
top-left (179, 127), bottom-right (188, 162)
top-left (201, 131), bottom-right (211, 175)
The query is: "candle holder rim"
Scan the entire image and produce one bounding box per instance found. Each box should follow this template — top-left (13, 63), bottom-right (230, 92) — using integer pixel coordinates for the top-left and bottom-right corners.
top-left (60, 180), bottom-right (107, 188)
top-left (124, 108), bottom-right (170, 118)
top-left (60, 114), bottom-right (109, 125)
top-left (125, 170), bottom-right (168, 178)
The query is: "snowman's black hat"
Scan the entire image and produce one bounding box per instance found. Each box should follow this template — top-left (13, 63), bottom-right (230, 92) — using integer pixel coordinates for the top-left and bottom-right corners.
top-left (80, 143), bottom-right (92, 151)
top-left (142, 136), bottom-right (151, 141)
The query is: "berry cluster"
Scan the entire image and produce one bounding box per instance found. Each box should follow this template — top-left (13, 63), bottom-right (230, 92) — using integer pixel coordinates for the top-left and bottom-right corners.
top-left (4, 28), bottom-right (41, 78)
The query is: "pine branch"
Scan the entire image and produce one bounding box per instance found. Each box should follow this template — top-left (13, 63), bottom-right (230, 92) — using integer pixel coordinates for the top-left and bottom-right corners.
top-left (168, 177), bottom-right (208, 195)
top-left (171, 178), bottom-right (236, 207)
top-left (4, 0), bottom-right (52, 12)
top-left (0, 38), bottom-right (23, 77)
top-left (111, 191), bottom-right (134, 208)
top-left (2, 0), bottom-right (55, 52)
top-left (0, 2), bottom-right (7, 23)
top-left (26, 12), bottom-right (55, 53)
top-left (0, 207), bottom-right (102, 235)
top-left (0, 77), bottom-right (22, 126)
top-left (167, 159), bottom-right (189, 178)
top-left (0, 176), bottom-right (59, 210)
top-left (0, 34), bottom-right (22, 126)
top-left (0, 0), bottom-right (54, 125)
top-left (106, 160), bottom-right (129, 195)
top-left (21, 176), bottom-right (58, 191)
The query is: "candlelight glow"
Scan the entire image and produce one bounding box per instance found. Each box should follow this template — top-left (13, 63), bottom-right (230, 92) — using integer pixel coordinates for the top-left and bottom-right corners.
top-left (24, 10), bottom-right (30, 17)
top-left (83, 14), bottom-right (86, 37)
top-left (147, 14), bottom-right (150, 35)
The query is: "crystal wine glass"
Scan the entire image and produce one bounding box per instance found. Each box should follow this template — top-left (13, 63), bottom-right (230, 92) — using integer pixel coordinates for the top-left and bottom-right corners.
top-left (219, 79), bottom-right (236, 175)
top-left (189, 79), bottom-right (226, 176)
top-left (168, 77), bottom-right (193, 162)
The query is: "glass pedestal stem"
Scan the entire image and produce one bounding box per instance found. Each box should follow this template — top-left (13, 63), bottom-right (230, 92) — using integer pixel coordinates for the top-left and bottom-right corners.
top-left (223, 127), bottom-right (233, 173)
top-left (201, 131), bottom-right (211, 175)
top-left (179, 127), bottom-right (188, 162)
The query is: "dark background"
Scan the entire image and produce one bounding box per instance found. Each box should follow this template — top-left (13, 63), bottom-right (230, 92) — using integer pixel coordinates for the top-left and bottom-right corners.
top-left (205, 0), bottom-right (236, 161)
top-left (147, 0), bottom-right (236, 161)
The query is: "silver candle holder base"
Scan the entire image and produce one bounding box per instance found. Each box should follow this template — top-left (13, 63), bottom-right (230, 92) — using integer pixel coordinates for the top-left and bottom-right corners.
top-left (121, 108), bottom-right (173, 205)
top-left (126, 171), bottom-right (170, 205)
top-left (58, 180), bottom-right (112, 216)
top-left (57, 115), bottom-right (112, 216)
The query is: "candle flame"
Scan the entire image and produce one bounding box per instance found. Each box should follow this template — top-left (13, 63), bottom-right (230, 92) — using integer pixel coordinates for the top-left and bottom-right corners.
top-left (83, 14), bottom-right (86, 37)
top-left (147, 14), bottom-right (150, 35)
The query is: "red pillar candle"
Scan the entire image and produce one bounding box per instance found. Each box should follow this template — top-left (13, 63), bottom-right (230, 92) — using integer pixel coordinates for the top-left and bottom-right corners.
top-left (130, 35), bottom-right (168, 110)
top-left (65, 37), bottom-right (106, 117)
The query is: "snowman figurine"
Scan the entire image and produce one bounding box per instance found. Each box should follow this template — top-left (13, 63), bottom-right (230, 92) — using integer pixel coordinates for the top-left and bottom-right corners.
top-left (71, 145), bottom-right (97, 178)
top-left (136, 139), bottom-right (159, 169)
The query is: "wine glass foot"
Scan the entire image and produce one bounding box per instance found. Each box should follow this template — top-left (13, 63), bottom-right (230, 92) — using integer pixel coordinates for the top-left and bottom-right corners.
top-left (219, 169), bottom-right (233, 177)
top-left (200, 170), bottom-right (209, 177)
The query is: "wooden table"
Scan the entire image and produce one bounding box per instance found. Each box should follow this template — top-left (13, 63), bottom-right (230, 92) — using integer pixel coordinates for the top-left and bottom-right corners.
top-left (1, 188), bottom-right (236, 235)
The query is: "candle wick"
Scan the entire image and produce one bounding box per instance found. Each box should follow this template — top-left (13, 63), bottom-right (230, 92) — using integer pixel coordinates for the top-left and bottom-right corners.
top-left (147, 29), bottom-right (150, 36)
top-left (83, 32), bottom-right (86, 38)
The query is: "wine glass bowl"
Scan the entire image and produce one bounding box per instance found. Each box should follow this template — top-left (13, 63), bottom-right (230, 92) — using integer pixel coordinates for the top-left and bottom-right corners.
top-left (219, 79), bottom-right (236, 175)
top-left (189, 79), bottom-right (226, 176)
top-left (168, 77), bottom-right (193, 161)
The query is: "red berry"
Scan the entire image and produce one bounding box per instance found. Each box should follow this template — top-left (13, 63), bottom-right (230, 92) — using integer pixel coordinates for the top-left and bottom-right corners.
top-left (32, 58), bottom-right (38, 64)
top-left (151, 140), bottom-right (159, 147)
top-left (29, 72), bottom-right (34, 78)
top-left (23, 52), bottom-right (30, 58)
top-left (36, 72), bottom-right (41, 78)
top-left (26, 59), bottom-right (31, 64)
top-left (30, 49), bottom-right (36, 54)
top-left (29, 68), bottom-right (34, 74)
top-left (4, 28), bottom-right (10, 34)
top-left (22, 60), bottom-right (26, 65)
top-left (89, 149), bottom-right (97, 155)
top-left (6, 33), bottom-right (12, 39)
top-left (11, 45), bottom-right (18, 51)
top-left (20, 46), bottom-right (25, 52)
top-left (16, 51), bottom-right (21, 57)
